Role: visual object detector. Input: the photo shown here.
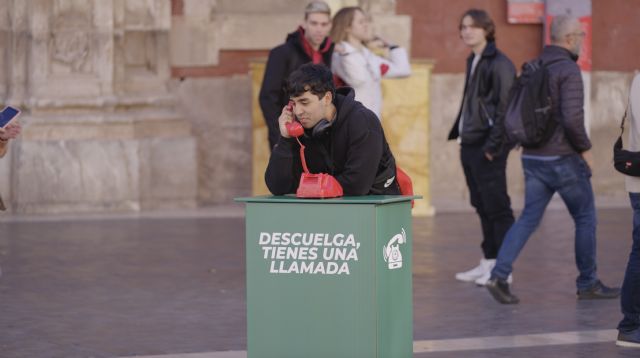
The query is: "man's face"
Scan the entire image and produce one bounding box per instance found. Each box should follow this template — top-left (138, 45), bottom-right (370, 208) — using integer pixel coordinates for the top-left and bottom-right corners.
top-left (290, 90), bottom-right (331, 129)
top-left (459, 15), bottom-right (487, 49)
top-left (566, 20), bottom-right (585, 56)
top-left (302, 13), bottom-right (331, 48)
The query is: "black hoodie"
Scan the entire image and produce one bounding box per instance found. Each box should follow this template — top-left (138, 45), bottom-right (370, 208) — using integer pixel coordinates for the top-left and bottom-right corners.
top-left (259, 28), bottom-right (334, 150)
top-left (265, 87), bottom-right (400, 196)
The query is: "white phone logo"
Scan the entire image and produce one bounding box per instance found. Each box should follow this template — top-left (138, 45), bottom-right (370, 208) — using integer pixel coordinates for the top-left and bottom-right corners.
top-left (383, 228), bottom-right (406, 270)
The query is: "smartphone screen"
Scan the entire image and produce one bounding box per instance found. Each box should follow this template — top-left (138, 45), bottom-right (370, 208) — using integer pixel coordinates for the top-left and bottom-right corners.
top-left (0, 106), bottom-right (20, 128)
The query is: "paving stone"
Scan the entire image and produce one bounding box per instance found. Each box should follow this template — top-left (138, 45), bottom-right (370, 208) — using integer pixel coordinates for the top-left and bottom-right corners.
top-left (0, 208), bottom-right (633, 357)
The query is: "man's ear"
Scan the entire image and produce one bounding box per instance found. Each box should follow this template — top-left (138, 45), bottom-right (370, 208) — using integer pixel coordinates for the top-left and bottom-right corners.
top-left (564, 35), bottom-right (573, 49)
top-left (324, 91), bottom-right (333, 104)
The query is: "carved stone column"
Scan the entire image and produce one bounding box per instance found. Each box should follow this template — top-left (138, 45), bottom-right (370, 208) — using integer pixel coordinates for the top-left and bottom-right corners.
top-left (0, 0), bottom-right (197, 214)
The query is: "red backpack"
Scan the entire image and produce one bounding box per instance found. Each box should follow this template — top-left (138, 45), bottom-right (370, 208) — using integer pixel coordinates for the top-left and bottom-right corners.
top-left (396, 166), bottom-right (414, 207)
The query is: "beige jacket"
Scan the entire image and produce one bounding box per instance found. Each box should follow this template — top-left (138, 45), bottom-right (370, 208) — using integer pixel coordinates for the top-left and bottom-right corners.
top-left (331, 41), bottom-right (411, 120)
top-left (625, 73), bottom-right (640, 193)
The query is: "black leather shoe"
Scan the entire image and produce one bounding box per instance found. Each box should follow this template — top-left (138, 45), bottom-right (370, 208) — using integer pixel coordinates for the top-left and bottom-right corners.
top-left (577, 280), bottom-right (621, 300)
top-left (617, 330), bottom-right (640, 348)
top-left (486, 278), bottom-right (519, 304)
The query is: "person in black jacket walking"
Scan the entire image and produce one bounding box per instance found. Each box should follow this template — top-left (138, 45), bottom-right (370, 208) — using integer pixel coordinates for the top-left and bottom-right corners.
top-left (260, 1), bottom-right (335, 150)
top-left (448, 9), bottom-right (516, 286)
top-left (265, 63), bottom-right (399, 196)
top-left (486, 15), bottom-right (620, 304)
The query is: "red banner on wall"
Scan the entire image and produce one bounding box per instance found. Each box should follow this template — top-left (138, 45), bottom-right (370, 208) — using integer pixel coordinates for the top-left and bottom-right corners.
top-left (508, 1), bottom-right (544, 24)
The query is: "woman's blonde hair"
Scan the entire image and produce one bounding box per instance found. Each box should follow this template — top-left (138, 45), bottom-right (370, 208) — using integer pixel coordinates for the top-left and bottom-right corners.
top-left (330, 6), bottom-right (365, 43)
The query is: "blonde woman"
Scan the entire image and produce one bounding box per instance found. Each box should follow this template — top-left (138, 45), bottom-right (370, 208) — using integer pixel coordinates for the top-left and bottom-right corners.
top-left (330, 7), bottom-right (410, 120)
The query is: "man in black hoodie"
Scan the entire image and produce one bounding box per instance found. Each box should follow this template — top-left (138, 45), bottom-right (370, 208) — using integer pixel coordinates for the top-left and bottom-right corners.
top-left (260, 1), bottom-right (335, 150)
top-left (265, 63), bottom-right (399, 196)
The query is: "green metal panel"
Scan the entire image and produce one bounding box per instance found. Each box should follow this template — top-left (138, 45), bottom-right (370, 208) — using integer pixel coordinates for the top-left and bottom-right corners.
top-left (238, 196), bottom-right (415, 358)
top-left (375, 201), bottom-right (414, 358)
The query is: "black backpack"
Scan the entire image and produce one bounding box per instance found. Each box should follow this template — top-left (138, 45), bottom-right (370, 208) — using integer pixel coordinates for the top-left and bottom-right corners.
top-left (504, 58), bottom-right (563, 148)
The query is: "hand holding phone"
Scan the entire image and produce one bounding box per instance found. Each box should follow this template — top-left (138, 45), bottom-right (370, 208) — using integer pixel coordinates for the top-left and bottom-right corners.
top-left (0, 106), bottom-right (21, 141)
top-left (279, 101), bottom-right (303, 138)
top-left (0, 122), bottom-right (21, 141)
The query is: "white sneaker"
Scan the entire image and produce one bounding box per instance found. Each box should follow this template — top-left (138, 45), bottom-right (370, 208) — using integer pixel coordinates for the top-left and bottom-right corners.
top-left (475, 271), bottom-right (512, 286)
top-left (455, 259), bottom-right (495, 282)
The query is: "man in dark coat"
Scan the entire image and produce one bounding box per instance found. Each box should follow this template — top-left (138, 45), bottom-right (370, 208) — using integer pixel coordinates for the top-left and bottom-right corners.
top-left (448, 9), bottom-right (516, 286)
top-left (486, 15), bottom-right (620, 304)
top-left (265, 63), bottom-right (399, 196)
top-left (260, 1), bottom-right (334, 150)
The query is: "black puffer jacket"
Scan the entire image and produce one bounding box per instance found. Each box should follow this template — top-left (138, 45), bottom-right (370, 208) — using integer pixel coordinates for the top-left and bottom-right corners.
top-left (523, 45), bottom-right (591, 156)
top-left (265, 87), bottom-right (400, 196)
top-left (448, 41), bottom-right (516, 156)
top-left (259, 28), bottom-right (334, 150)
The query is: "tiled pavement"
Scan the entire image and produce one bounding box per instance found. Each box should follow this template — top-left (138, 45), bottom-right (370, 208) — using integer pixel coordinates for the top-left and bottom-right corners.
top-left (0, 205), bottom-right (638, 357)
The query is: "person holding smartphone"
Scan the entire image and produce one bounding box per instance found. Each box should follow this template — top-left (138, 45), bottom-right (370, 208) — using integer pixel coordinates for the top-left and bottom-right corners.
top-left (0, 106), bottom-right (22, 196)
top-left (0, 108), bottom-right (20, 277)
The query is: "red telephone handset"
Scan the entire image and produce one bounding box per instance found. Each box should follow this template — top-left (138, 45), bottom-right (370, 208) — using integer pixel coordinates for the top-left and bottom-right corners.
top-left (285, 102), bottom-right (304, 137)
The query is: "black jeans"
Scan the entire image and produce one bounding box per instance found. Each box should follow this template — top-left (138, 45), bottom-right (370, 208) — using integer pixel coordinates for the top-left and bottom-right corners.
top-left (460, 145), bottom-right (515, 259)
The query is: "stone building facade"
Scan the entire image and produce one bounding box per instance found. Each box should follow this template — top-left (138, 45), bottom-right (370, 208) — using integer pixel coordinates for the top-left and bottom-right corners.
top-left (0, 0), bottom-right (197, 214)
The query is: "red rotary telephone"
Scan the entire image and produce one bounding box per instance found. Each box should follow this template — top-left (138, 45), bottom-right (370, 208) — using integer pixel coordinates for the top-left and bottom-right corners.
top-left (286, 102), bottom-right (343, 198)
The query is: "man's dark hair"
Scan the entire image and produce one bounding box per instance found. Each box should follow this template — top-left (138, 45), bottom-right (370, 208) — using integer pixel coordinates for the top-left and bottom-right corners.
top-left (286, 63), bottom-right (336, 100)
top-left (460, 9), bottom-right (496, 42)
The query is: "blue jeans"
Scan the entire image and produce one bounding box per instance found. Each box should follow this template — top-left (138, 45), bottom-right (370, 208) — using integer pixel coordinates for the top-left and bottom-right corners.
top-left (618, 193), bottom-right (640, 333)
top-left (492, 154), bottom-right (598, 290)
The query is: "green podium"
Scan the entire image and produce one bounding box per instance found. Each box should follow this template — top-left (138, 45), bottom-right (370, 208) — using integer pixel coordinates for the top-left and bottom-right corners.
top-left (235, 195), bottom-right (418, 358)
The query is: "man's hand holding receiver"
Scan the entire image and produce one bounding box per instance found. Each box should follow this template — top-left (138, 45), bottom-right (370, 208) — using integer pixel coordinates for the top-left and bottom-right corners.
top-left (278, 103), bottom-right (296, 139)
